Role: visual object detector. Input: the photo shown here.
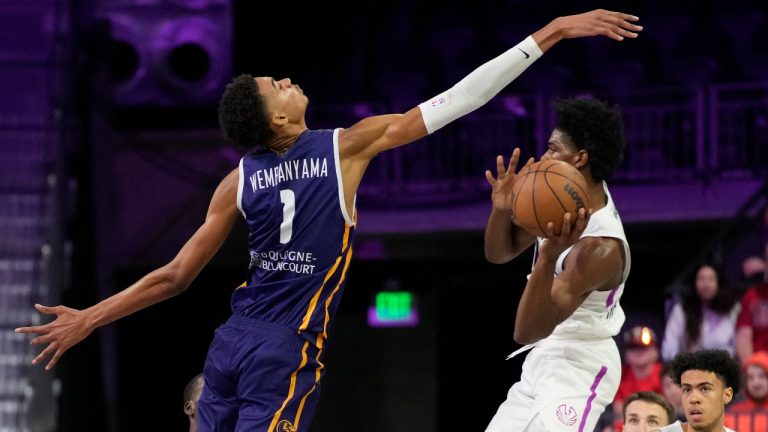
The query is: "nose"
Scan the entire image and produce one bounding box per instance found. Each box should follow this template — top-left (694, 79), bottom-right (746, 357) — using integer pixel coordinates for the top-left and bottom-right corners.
top-left (278, 78), bottom-right (292, 87)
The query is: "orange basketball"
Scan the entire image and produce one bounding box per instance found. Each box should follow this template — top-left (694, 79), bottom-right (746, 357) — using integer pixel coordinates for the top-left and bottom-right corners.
top-left (511, 160), bottom-right (590, 237)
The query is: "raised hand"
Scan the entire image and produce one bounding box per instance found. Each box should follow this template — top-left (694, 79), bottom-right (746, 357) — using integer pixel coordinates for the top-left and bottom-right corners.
top-left (15, 304), bottom-right (93, 370)
top-left (485, 148), bottom-right (534, 212)
top-left (556, 9), bottom-right (642, 41)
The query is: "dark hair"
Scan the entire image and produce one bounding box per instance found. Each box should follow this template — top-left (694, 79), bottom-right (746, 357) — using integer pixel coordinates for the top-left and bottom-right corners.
top-left (218, 74), bottom-right (273, 150)
top-left (660, 361), bottom-right (675, 379)
top-left (183, 373), bottom-right (204, 404)
top-left (671, 349), bottom-right (741, 396)
top-left (681, 262), bottom-right (738, 347)
top-left (623, 391), bottom-right (675, 426)
top-left (554, 98), bottom-right (625, 181)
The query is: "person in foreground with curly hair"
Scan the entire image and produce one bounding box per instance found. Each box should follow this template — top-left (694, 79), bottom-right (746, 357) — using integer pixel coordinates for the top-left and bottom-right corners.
top-left (16, 9), bottom-right (642, 432)
top-left (655, 349), bottom-right (740, 432)
top-left (484, 97), bottom-right (631, 431)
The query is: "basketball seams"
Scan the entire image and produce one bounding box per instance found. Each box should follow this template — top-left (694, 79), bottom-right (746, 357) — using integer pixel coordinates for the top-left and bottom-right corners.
top-left (512, 166), bottom-right (532, 222)
top-left (531, 170), bottom-right (547, 236)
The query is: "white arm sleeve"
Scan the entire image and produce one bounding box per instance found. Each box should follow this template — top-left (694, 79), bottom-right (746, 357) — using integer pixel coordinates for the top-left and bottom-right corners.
top-left (417, 35), bottom-right (543, 134)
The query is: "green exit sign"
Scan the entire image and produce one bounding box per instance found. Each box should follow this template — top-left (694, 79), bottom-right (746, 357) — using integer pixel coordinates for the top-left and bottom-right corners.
top-left (368, 291), bottom-right (418, 327)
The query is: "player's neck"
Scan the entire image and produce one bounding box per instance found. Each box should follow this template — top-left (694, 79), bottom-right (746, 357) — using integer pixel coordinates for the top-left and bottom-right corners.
top-left (586, 181), bottom-right (607, 212)
top-left (267, 127), bottom-right (308, 154)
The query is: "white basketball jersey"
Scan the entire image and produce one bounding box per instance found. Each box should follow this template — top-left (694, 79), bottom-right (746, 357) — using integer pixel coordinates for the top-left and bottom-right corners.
top-left (536, 181), bottom-right (631, 340)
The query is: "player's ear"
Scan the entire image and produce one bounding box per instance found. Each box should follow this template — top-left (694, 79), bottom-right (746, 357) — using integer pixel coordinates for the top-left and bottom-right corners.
top-left (184, 401), bottom-right (195, 416)
top-left (723, 386), bottom-right (733, 405)
top-left (271, 111), bottom-right (288, 127)
top-left (574, 149), bottom-right (589, 169)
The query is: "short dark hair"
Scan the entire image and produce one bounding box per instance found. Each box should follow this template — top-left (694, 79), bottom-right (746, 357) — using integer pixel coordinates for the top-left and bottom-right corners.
top-left (554, 98), bottom-right (625, 181)
top-left (670, 349), bottom-right (741, 396)
top-left (623, 391), bottom-right (675, 426)
top-left (183, 373), bottom-right (205, 404)
top-left (218, 74), bottom-right (273, 151)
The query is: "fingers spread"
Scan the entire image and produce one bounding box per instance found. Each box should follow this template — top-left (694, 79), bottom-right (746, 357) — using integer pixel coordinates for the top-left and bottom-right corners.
top-left (32, 343), bottom-right (57, 365)
top-left (47, 349), bottom-right (64, 370)
top-left (485, 170), bottom-right (496, 185)
top-left (15, 325), bottom-right (44, 334)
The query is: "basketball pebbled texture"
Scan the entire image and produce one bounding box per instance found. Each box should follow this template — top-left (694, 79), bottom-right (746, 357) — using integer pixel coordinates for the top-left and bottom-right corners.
top-left (511, 160), bottom-right (590, 237)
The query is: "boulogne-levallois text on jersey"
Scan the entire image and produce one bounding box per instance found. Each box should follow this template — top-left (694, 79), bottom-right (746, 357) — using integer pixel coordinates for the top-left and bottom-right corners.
top-left (248, 249), bottom-right (317, 275)
top-left (248, 157), bottom-right (329, 192)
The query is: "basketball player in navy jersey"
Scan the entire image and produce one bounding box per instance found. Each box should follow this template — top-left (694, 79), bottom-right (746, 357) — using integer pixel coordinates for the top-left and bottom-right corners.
top-left (484, 99), bottom-right (631, 431)
top-left (17, 10), bottom-right (641, 431)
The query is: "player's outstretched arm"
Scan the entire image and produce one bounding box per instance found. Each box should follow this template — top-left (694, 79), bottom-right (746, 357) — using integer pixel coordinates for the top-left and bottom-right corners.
top-left (15, 168), bottom-right (241, 370)
top-left (513, 211), bottom-right (625, 344)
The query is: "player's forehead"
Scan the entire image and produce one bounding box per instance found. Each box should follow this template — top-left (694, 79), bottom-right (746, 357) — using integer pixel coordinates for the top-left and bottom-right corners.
top-left (681, 369), bottom-right (720, 387)
top-left (547, 128), bottom-right (574, 148)
top-left (626, 399), bottom-right (665, 417)
top-left (254, 76), bottom-right (276, 94)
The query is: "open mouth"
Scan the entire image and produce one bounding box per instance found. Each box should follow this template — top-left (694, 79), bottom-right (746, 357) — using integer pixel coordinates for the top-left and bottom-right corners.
top-left (687, 410), bottom-right (704, 422)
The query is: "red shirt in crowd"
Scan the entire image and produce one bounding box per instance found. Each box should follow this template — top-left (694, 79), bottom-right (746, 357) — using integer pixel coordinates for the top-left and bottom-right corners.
top-left (737, 283), bottom-right (768, 352)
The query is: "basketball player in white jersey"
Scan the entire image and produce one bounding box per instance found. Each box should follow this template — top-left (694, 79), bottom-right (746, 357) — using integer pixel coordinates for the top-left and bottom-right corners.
top-left (484, 98), bottom-right (631, 431)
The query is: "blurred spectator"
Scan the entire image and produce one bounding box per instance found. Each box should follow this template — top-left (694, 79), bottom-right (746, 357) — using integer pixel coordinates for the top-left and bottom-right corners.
top-left (611, 326), bottom-right (664, 426)
top-left (725, 351), bottom-right (768, 431)
top-left (660, 362), bottom-right (686, 422)
top-left (742, 256), bottom-right (765, 288)
top-left (662, 262), bottom-right (740, 361)
top-left (622, 391), bottom-right (675, 432)
top-left (736, 263), bottom-right (768, 363)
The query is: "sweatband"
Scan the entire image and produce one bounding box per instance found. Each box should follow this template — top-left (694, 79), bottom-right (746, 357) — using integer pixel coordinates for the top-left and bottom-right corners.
top-left (418, 35), bottom-right (543, 134)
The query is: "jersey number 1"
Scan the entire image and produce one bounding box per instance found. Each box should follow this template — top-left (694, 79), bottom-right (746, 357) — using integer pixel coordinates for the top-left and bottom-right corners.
top-left (279, 189), bottom-right (295, 244)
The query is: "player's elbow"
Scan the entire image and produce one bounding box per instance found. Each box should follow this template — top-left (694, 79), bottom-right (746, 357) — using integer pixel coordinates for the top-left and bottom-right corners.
top-left (157, 264), bottom-right (190, 297)
top-left (513, 326), bottom-right (542, 345)
top-left (484, 249), bottom-right (512, 264)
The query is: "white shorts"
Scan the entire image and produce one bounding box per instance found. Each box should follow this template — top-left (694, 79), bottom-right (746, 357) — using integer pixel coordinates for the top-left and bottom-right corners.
top-left (485, 336), bottom-right (621, 432)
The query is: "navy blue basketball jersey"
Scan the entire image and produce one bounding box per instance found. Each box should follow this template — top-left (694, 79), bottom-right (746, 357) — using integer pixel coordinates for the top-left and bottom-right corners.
top-left (233, 129), bottom-right (356, 349)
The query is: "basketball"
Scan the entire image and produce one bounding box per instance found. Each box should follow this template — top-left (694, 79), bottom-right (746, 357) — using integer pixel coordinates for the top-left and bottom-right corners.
top-left (511, 160), bottom-right (590, 237)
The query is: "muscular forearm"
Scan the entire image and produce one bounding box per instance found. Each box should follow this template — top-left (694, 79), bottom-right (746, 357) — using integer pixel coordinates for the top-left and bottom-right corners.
top-left (514, 255), bottom-right (560, 344)
top-left (485, 208), bottom-right (533, 263)
top-left (485, 208), bottom-right (514, 263)
top-left (418, 36), bottom-right (542, 134)
top-left (83, 265), bottom-right (186, 331)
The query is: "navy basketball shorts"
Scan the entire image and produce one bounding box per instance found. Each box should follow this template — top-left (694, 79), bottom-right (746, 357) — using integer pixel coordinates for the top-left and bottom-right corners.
top-left (198, 315), bottom-right (324, 432)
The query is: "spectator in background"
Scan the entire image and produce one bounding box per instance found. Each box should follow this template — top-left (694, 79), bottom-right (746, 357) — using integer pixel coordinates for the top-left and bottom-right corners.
top-left (622, 391), bottom-right (675, 432)
top-left (737, 246), bottom-right (768, 363)
top-left (612, 326), bottom-right (665, 425)
top-left (660, 362), bottom-right (686, 423)
top-left (725, 351), bottom-right (768, 431)
top-left (662, 262), bottom-right (740, 361)
top-left (741, 255), bottom-right (765, 291)
top-left (183, 373), bottom-right (204, 432)
top-left (656, 349), bottom-right (740, 432)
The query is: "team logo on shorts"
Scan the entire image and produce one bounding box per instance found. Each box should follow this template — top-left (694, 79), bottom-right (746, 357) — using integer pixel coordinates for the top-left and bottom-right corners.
top-left (275, 420), bottom-right (297, 432)
top-left (555, 403), bottom-right (578, 426)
